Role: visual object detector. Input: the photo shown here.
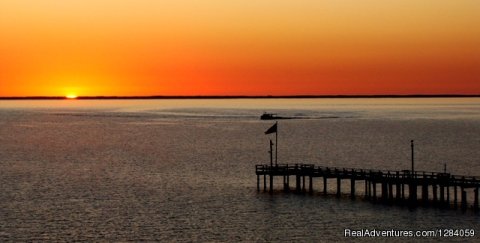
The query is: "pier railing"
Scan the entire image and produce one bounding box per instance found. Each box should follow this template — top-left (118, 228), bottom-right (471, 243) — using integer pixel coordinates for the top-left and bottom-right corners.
top-left (256, 164), bottom-right (478, 185)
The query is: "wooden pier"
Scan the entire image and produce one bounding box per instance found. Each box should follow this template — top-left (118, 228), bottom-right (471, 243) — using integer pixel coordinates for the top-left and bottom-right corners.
top-left (255, 164), bottom-right (480, 211)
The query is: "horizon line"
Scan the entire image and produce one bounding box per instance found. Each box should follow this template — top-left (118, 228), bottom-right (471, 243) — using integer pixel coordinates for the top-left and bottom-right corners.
top-left (1, 94), bottom-right (480, 100)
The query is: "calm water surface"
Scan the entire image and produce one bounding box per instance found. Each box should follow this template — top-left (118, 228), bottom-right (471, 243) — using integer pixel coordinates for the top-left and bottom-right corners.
top-left (0, 98), bottom-right (479, 241)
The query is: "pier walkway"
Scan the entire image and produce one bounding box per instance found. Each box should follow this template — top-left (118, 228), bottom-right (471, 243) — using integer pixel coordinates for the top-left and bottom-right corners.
top-left (256, 164), bottom-right (480, 211)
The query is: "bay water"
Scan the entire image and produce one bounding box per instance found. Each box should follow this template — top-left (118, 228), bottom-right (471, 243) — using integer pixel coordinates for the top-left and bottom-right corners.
top-left (0, 98), bottom-right (479, 241)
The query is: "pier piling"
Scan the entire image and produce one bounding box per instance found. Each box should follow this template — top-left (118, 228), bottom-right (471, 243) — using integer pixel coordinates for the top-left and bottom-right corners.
top-left (350, 176), bottom-right (355, 200)
top-left (302, 175), bottom-right (306, 193)
top-left (474, 188), bottom-right (479, 212)
top-left (382, 181), bottom-right (388, 202)
top-left (422, 183), bottom-right (428, 205)
top-left (263, 174), bottom-right (266, 191)
top-left (269, 175), bottom-right (273, 193)
top-left (364, 180), bottom-right (368, 198)
top-left (389, 182), bottom-right (394, 203)
top-left (461, 189), bottom-right (467, 211)
top-left (309, 176), bottom-right (313, 194)
top-left (336, 177), bottom-right (341, 198)
top-left (440, 185), bottom-right (445, 206)
top-left (454, 185), bottom-right (458, 209)
top-left (396, 181), bottom-right (401, 202)
top-left (323, 177), bottom-right (327, 195)
top-left (296, 174), bottom-right (301, 193)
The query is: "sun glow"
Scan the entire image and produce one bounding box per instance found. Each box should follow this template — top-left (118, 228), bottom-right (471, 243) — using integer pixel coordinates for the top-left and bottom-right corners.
top-left (1, 1), bottom-right (479, 96)
top-left (66, 94), bottom-right (78, 99)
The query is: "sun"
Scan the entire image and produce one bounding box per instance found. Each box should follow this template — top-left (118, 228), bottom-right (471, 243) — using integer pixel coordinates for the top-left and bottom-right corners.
top-left (66, 94), bottom-right (78, 99)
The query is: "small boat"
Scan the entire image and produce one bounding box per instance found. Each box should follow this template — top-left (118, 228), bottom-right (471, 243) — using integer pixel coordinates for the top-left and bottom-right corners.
top-left (260, 112), bottom-right (291, 120)
top-left (260, 113), bottom-right (277, 120)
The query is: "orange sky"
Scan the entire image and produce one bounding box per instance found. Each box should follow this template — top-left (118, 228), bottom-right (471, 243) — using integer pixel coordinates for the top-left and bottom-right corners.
top-left (1, 0), bottom-right (479, 96)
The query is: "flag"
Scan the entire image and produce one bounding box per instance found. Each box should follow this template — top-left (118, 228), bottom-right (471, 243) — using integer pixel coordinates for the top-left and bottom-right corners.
top-left (264, 123), bottom-right (277, 134)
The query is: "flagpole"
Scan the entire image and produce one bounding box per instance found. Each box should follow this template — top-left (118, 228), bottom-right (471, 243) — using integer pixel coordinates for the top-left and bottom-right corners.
top-left (275, 121), bottom-right (278, 166)
top-left (269, 140), bottom-right (273, 167)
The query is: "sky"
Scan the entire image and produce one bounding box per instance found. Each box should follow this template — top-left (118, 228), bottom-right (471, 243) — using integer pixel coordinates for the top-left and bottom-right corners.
top-left (1, 0), bottom-right (479, 97)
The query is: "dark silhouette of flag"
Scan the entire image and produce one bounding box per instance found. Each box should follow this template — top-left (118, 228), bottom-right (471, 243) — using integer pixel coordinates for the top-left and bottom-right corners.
top-left (264, 123), bottom-right (277, 134)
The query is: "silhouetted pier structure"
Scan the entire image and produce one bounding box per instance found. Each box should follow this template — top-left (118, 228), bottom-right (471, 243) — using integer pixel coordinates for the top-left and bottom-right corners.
top-left (255, 164), bottom-right (480, 211)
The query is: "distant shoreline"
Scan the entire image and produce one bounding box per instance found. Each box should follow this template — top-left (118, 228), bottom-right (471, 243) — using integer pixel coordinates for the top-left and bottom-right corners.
top-left (0, 94), bottom-right (480, 100)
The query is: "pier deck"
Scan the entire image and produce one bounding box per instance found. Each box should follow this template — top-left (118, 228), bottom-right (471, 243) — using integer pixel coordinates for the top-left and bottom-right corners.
top-left (256, 164), bottom-right (480, 211)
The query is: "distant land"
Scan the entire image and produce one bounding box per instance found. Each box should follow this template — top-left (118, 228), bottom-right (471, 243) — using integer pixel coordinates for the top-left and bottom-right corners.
top-left (1, 94), bottom-right (480, 100)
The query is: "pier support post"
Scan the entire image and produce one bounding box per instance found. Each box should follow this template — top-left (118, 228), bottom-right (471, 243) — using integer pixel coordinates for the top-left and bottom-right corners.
top-left (337, 177), bottom-right (341, 198)
top-left (287, 174), bottom-right (290, 189)
top-left (367, 180), bottom-right (371, 199)
top-left (454, 186), bottom-right (458, 209)
top-left (373, 182), bottom-right (377, 201)
top-left (446, 185), bottom-right (450, 206)
top-left (401, 183), bottom-right (405, 201)
top-left (409, 182), bottom-right (417, 205)
top-left (433, 185), bottom-right (438, 205)
top-left (461, 189), bottom-right (467, 211)
top-left (382, 182), bottom-right (388, 202)
top-left (474, 188), bottom-right (479, 212)
top-left (323, 177), bottom-right (327, 195)
top-left (350, 178), bottom-right (355, 200)
top-left (309, 176), bottom-right (313, 194)
top-left (264, 175), bottom-right (266, 191)
top-left (257, 175), bottom-right (260, 191)
top-left (422, 183), bottom-right (428, 205)
top-left (364, 180), bottom-right (368, 198)
top-left (395, 172), bottom-right (400, 202)
top-left (440, 185), bottom-right (445, 206)
top-left (296, 175), bottom-right (301, 193)
top-left (284, 175), bottom-right (290, 192)
top-left (389, 182), bottom-right (394, 203)
top-left (396, 182), bottom-right (401, 202)
top-left (269, 174), bottom-right (273, 193)
top-left (302, 175), bottom-right (306, 193)
top-left (369, 182), bottom-right (373, 200)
